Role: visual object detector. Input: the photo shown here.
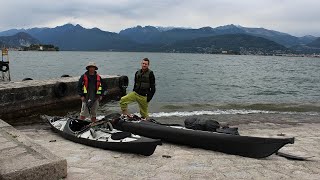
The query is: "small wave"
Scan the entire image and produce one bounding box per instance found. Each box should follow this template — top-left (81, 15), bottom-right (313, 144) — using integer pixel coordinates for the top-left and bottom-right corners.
top-left (150, 109), bottom-right (274, 117)
top-left (221, 103), bottom-right (320, 113)
top-left (149, 109), bottom-right (319, 117)
top-left (161, 104), bottom-right (185, 110)
top-left (254, 90), bottom-right (286, 96)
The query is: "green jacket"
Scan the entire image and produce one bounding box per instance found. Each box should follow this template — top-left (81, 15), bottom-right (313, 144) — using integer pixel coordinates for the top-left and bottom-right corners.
top-left (133, 69), bottom-right (156, 102)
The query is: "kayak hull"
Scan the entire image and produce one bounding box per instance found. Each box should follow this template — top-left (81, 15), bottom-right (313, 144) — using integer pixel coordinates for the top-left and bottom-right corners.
top-left (115, 120), bottom-right (294, 158)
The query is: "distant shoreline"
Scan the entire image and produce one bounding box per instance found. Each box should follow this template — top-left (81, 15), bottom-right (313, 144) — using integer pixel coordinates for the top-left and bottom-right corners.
top-left (5, 49), bottom-right (320, 57)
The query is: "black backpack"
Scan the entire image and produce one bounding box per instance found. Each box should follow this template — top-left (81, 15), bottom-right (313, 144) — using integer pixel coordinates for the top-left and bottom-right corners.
top-left (184, 117), bottom-right (239, 135)
top-left (184, 117), bottom-right (220, 131)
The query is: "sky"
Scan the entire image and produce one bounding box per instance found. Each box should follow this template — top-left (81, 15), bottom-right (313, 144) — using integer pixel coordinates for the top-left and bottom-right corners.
top-left (0, 0), bottom-right (319, 37)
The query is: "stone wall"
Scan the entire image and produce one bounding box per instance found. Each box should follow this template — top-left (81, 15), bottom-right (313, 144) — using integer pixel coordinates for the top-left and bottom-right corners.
top-left (0, 75), bottom-right (128, 120)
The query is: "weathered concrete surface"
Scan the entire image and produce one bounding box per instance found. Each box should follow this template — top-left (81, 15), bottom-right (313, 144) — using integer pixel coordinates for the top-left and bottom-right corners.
top-left (0, 75), bottom-right (127, 121)
top-left (15, 115), bottom-right (320, 180)
top-left (0, 119), bottom-right (67, 180)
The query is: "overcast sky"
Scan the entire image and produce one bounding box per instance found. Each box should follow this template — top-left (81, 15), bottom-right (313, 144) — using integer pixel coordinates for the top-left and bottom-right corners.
top-left (1, 0), bottom-right (319, 36)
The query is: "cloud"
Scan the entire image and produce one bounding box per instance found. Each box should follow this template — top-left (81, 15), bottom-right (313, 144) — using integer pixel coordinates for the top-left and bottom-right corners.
top-left (0, 0), bottom-right (319, 36)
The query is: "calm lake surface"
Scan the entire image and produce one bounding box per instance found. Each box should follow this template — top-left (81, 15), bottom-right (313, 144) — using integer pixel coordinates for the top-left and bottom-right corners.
top-left (8, 51), bottom-right (320, 117)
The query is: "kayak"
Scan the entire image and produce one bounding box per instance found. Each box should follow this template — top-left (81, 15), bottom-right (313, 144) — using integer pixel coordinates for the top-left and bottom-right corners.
top-left (45, 116), bottom-right (160, 156)
top-left (111, 115), bottom-right (295, 158)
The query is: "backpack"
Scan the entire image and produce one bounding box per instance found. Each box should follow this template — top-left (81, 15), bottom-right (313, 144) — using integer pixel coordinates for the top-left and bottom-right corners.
top-left (184, 117), bottom-right (239, 135)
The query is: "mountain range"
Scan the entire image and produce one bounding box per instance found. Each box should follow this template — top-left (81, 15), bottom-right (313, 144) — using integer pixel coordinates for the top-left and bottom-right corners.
top-left (155, 34), bottom-right (290, 55)
top-left (0, 32), bottom-right (40, 48)
top-left (0, 24), bottom-right (319, 54)
top-left (119, 24), bottom-right (317, 48)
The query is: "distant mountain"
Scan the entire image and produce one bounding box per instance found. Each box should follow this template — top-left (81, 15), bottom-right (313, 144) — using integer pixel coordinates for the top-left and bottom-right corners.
top-left (0, 32), bottom-right (40, 47)
top-left (0, 24), bottom-right (138, 51)
top-left (307, 37), bottom-right (320, 48)
top-left (0, 29), bottom-right (24, 36)
top-left (0, 24), bottom-right (318, 54)
top-left (26, 24), bottom-right (139, 51)
top-left (120, 26), bottom-right (219, 44)
top-left (213, 24), bottom-right (245, 34)
top-left (298, 35), bottom-right (318, 44)
top-left (119, 24), bottom-right (316, 47)
top-left (290, 44), bottom-right (320, 54)
top-left (157, 27), bottom-right (218, 44)
top-left (156, 26), bottom-right (190, 32)
top-left (119, 26), bottom-right (192, 43)
top-left (289, 36), bottom-right (320, 53)
top-left (119, 25), bottom-right (161, 44)
top-left (0, 27), bottom-right (49, 37)
top-left (221, 25), bottom-right (297, 47)
top-left (154, 34), bottom-right (289, 55)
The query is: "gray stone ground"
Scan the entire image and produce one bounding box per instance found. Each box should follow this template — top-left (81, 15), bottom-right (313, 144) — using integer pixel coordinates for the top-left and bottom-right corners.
top-left (16, 114), bottom-right (320, 180)
top-left (0, 120), bottom-right (67, 180)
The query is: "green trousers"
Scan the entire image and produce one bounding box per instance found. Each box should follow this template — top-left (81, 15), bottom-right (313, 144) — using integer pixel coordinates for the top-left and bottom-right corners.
top-left (120, 92), bottom-right (149, 118)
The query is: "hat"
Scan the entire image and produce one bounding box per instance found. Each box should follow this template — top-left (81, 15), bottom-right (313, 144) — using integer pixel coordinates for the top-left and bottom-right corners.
top-left (86, 62), bottom-right (98, 70)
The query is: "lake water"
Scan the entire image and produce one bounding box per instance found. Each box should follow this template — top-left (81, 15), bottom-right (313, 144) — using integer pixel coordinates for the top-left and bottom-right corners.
top-left (7, 51), bottom-right (320, 117)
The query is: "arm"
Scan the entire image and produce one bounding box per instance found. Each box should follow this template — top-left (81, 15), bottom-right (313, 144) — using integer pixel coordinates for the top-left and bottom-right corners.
top-left (133, 71), bottom-right (138, 91)
top-left (77, 75), bottom-right (85, 97)
top-left (147, 71), bottom-right (156, 102)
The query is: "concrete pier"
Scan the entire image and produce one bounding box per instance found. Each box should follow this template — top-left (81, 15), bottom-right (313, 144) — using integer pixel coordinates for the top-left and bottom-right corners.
top-left (0, 75), bottom-right (128, 122)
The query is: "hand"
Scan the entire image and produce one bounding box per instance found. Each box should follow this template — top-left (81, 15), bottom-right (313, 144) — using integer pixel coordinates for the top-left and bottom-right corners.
top-left (81, 96), bottom-right (85, 102)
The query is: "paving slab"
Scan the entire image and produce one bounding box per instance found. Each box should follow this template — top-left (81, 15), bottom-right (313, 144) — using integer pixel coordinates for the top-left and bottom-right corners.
top-left (15, 114), bottom-right (320, 180)
top-left (0, 119), bottom-right (67, 180)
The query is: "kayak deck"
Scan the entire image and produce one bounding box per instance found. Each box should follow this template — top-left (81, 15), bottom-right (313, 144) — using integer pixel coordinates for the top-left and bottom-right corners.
top-left (47, 116), bottom-right (160, 156)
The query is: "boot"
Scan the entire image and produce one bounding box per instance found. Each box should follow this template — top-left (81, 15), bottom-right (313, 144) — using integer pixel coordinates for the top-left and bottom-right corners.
top-left (91, 117), bottom-right (96, 123)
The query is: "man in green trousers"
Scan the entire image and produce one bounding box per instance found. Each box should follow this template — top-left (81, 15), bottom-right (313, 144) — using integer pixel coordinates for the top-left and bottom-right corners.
top-left (120, 58), bottom-right (156, 120)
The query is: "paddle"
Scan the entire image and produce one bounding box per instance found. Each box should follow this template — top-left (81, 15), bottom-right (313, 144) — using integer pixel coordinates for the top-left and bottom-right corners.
top-left (276, 151), bottom-right (315, 161)
top-left (86, 99), bottom-right (95, 115)
top-left (76, 116), bottom-right (114, 136)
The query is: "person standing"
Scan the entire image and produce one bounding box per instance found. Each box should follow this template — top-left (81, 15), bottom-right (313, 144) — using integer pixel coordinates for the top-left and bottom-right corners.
top-left (120, 58), bottom-right (156, 119)
top-left (77, 62), bottom-right (104, 122)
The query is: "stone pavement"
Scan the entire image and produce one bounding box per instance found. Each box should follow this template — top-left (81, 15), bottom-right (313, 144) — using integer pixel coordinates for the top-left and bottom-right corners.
top-left (16, 119), bottom-right (320, 180)
top-left (0, 119), bottom-right (67, 180)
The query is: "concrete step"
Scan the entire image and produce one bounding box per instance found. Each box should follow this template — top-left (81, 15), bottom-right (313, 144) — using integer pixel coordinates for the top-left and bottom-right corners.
top-left (0, 119), bottom-right (67, 180)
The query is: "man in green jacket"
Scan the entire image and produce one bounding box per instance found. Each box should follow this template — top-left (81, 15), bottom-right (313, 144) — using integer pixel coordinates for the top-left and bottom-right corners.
top-left (120, 58), bottom-right (156, 119)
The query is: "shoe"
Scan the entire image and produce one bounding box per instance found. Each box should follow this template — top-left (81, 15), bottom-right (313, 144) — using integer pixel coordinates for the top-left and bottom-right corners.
top-left (111, 118), bottom-right (120, 125)
top-left (120, 114), bottom-right (126, 119)
top-left (120, 114), bottom-right (133, 120)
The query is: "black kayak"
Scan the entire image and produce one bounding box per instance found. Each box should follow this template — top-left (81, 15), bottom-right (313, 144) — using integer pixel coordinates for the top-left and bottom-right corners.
top-left (112, 116), bottom-right (294, 158)
top-left (45, 116), bottom-right (160, 156)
